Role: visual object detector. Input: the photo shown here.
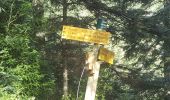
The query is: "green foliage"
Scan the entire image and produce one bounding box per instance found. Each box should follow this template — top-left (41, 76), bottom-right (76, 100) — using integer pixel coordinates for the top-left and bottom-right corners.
top-left (0, 34), bottom-right (54, 98)
top-left (0, 0), bottom-right (55, 99)
top-left (81, 0), bottom-right (169, 99)
top-left (0, 0), bottom-right (169, 99)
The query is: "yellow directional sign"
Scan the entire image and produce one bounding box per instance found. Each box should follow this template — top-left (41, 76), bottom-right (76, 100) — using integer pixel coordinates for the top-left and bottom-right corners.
top-left (98, 48), bottom-right (114, 64)
top-left (62, 26), bottom-right (111, 45)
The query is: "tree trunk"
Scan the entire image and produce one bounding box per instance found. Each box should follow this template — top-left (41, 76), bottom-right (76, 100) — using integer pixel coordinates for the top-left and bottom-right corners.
top-left (62, 0), bottom-right (68, 99)
top-left (163, 0), bottom-right (170, 99)
top-left (164, 39), bottom-right (170, 99)
top-left (63, 63), bottom-right (68, 99)
top-left (32, 0), bottom-right (45, 50)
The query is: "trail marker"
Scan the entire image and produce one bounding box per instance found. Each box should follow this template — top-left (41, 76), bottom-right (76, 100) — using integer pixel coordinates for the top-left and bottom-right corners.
top-left (61, 22), bottom-right (114, 100)
top-left (98, 47), bottom-right (115, 64)
top-left (62, 26), bottom-right (110, 45)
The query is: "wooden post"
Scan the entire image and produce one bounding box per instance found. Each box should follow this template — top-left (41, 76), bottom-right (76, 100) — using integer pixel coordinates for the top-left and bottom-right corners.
top-left (84, 46), bottom-right (102, 100)
top-left (84, 61), bottom-right (101, 100)
top-left (84, 17), bottom-right (106, 100)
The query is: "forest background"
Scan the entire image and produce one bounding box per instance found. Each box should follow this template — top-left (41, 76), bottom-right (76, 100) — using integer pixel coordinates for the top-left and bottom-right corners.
top-left (0, 0), bottom-right (170, 100)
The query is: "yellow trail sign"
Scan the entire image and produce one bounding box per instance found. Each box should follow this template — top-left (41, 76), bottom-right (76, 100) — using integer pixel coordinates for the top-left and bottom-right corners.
top-left (98, 47), bottom-right (114, 64)
top-left (62, 26), bottom-right (111, 45)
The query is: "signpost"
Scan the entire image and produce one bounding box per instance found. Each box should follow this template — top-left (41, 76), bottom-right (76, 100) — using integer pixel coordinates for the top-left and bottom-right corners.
top-left (62, 26), bottom-right (110, 45)
top-left (98, 47), bottom-right (115, 64)
top-left (61, 22), bottom-right (114, 100)
top-left (84, 47), bottom-right (114, 100)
